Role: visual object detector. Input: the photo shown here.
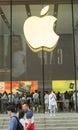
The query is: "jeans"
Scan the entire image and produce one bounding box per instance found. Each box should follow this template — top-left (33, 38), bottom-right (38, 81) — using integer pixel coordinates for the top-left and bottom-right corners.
top-left (50, 105), bottom-right (56, 115)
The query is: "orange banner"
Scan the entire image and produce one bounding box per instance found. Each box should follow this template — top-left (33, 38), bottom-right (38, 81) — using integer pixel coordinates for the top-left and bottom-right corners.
top-left (0, 81), bottom-right (38, 94)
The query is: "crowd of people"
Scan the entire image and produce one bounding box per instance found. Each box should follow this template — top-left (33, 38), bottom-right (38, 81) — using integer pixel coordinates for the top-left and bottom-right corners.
top-left (0, 90), bottom-right (78, 114)
top-left (0, 90), bottom-right (41, 113)
top-left (44, 90), bottom-right (76, 113)
top-left (2, 90), bottom-right (77, 130)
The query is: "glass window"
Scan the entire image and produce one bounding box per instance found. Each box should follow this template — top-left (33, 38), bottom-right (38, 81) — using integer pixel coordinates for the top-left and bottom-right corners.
top-left (0, 5), bottom-right (10, 81)
top-left (0, 0), bottom-right (77, 104)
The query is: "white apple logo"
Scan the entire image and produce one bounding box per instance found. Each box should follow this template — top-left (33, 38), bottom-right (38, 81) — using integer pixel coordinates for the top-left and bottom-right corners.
top-left (23, 5), bottom-right (59, 52)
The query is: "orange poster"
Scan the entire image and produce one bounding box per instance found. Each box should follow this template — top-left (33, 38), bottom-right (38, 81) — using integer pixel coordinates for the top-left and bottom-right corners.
top-left (30, 81), bottom-right (38, 93)
top-left (0, 82), bottom-right (5, 93)
top-left (4, 81), bottom-right (38, 94)
top-left (5, 82), bottom-right (20, 93)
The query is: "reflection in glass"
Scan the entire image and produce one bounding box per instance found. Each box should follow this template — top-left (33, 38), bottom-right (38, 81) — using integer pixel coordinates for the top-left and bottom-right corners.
top-left (12, 35), bottom-right (26, 81)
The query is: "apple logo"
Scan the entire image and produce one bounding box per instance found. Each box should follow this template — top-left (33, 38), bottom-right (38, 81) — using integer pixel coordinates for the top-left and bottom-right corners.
top-left (23, 5), bottom-right (59, 52)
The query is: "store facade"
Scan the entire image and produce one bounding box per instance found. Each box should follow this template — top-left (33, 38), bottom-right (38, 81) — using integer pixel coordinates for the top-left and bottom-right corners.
top-left (0, 0), bottom-right (78, 111)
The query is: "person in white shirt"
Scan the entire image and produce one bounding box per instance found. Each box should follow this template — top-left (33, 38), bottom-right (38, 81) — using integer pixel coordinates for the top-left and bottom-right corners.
top-left (17, 109), bottom-right (25, 127)
top-left (49, 91), bottom-right (57, 116)
top-left (8, 93), bottom-right (14, 103)
top-left (44, 91), bottom-right (49, 113)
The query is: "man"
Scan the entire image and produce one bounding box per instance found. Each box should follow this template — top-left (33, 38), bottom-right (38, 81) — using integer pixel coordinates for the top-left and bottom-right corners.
top-left (22, 102), bottom-right (35, 130)
top-left (14, 92), bottom-right (20, 111)
top-left (64, 91), bottom-right (69, 111)
top-left (33, 90), bottom-right (39, 112)
top-left (7, 105), bottom-right (18, 130)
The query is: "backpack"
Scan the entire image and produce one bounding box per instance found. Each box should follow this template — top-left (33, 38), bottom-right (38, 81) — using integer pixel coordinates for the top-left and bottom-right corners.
top-left (13, 116), bottom-right (24, 130)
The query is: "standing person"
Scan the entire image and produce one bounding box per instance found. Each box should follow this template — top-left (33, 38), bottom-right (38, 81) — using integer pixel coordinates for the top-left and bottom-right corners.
top-left (26, 92), bottom-right (32, 104)
top-left (33, 90), bottom-right (39, 113)
top-left (1, 91), bottom-right (8, 113)
top-left (69, 91), bottom-right (74, 112)
top-left (17, 109), bottom-right (25, 127)
top-left (73, 90), bottom-right (78, 111)
top-left (8, 93), bottom-right (14, 104)
top-left (44, 91), bottom-right (49, 113)
top-left (49, 91), bottom-right (57, 116)
top-left (7, 105), bottom-right (18, 130)
top-left (22, 102), bottom-right (35, 130)
top-left (14, 92), bottom-right (20, 111)
top-left (64, 91), bottom-right (69, 111)
top-left (57, 92), bottom-right (63, 111)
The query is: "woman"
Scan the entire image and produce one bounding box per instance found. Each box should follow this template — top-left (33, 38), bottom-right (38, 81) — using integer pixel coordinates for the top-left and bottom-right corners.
top-left (17, 109), bottom-right (25, 127)
top-left (49, 91), bottom-right (57, 116)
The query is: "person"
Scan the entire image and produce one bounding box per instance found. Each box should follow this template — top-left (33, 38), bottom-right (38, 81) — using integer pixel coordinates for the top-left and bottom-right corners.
top-left (44, 91), bottom-right (49, 113)
top-left (1, 91), bottom-right (8, 112)
top-left (17, 109), bottom-right (25, 127)
top-left (8, 93), bottom-right (14, 104)
top-left (69, 91), bottom-right (74, 112)
top-left (26, 92), bottom-right (32, 104)
top-left (64, 91), bottom-right (69, 111)
top-left (73, 90), bottom-right (78, 111)
top-left (7, 105), bottom-right (18, 130)
top-left (57, 92), bottom-right (63, 111)
top-left (14, 92), bottom-right (20, 111)
top-left (49, 91), bottom-right (57, 116)
top-left (33, 90), bottom-right (39, 113)
top-left (22, 102), bottom-right (35, 130)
